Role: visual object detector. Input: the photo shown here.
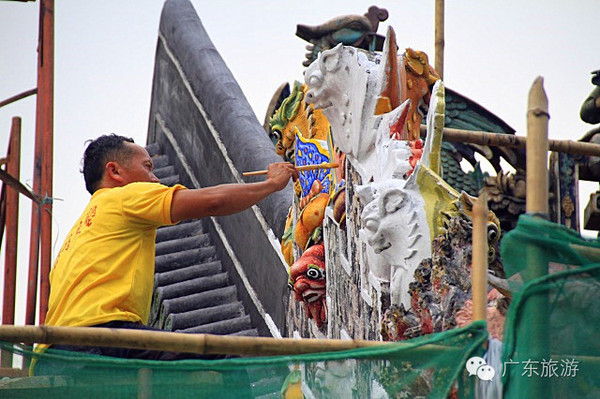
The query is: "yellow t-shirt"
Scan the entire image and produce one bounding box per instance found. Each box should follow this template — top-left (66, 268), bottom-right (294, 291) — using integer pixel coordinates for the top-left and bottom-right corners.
top-left (44, 182), bottom-right (186, 328)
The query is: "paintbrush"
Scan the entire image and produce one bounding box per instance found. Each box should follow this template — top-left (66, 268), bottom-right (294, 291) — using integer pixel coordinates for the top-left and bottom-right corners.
top-left (242, 162), bottom-right (339, 177)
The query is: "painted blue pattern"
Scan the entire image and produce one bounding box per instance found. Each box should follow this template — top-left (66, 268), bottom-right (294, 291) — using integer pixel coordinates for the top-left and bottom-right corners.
top-left (295, 131), bottom-right (332, 197)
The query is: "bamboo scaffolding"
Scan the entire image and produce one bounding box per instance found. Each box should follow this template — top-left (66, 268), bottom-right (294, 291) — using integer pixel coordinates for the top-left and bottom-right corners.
top-left (0, 325), bottom-right (459, 357)
top-left (419, 125), bottom-right (600, 157)
top-left (434, 0), bottom-right (444, 80)
top-left (471, 191), bottom-right (488, 322)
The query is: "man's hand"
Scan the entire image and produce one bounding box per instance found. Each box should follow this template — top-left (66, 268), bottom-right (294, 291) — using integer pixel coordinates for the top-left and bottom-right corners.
top-left (266, 162), bottom-right (298, 191)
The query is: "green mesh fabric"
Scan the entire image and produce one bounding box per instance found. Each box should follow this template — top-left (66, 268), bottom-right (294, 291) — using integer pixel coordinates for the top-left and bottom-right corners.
top-left (0, 321), bottom-right (487, 398)
top-left (501, 214), bottom-right (600, 398)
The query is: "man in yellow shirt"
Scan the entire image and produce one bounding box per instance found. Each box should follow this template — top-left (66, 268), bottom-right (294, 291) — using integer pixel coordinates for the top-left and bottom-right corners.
top-left (39, 134), bottom-right (297, 362)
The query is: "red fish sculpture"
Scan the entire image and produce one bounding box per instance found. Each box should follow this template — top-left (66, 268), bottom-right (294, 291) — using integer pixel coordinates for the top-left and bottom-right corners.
top-left (289, 243), bottom-right (327, 327)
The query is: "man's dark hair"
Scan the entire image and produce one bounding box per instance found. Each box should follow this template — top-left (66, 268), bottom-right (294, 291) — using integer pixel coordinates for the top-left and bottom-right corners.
top-left (82, 134), bottom-right (135, 194)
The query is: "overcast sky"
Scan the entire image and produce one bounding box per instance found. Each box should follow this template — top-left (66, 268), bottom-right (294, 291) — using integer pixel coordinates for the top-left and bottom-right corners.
top-left (1, 1), bottom-right (599, 324)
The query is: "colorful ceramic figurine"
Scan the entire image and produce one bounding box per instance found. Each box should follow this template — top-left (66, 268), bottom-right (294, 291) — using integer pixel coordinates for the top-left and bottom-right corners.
top-left (271, 82), bottom-right (333, 272)
top-left (269, 81), bottom-right (329, 162)
top-left (294, 180), bottom-right (329, 251)
top-left (281, 365), bottom-right (305, 399)
top-left (288, 243), bottom-right (327, 327)
top-left (402, 48), bottom-right (440, 140)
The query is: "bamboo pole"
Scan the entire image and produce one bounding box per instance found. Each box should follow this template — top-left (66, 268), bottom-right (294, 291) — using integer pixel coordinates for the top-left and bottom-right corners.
top-left (521, 76), bottom-right (549, 399)
top-left (526, 77), bottom-right (549, 213)
top-left (0, 325), bottom-right (458, 357)
top-left (471, 191), bottom-right (488, 322)
top-left (26, 130), bottom-right (42, 328)
top-left (25, 211), bottom-right (41, 326)
top-left (434, 0), bottom-right (445, 80)
top-left (419, 125), bottom-right (600, 157)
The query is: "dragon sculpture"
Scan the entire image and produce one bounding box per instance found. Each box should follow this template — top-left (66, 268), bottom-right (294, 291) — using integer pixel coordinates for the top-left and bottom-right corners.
top-left (269, 81), bottom-right (330, 163)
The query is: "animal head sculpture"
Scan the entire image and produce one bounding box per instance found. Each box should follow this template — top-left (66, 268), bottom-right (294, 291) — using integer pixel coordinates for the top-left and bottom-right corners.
top-left (357, 172), bottom-right (503, 306)
top-left (304, 27), bottom-right (435, 183)
top-left (354, 79), bottom-right (501, 306)
top-left (269, 81), bottom-right (330, 162)
top-left (356, 81), bottom-right (446, 269)
top-left (289, 243), bottom-right (327, 327)
top-left (453, 191), bottom-right (502, 274)
top-left (305, 43), bottom-right (379, 163)
top-left (357, 179), bottom-right (431, 306)
top-left (357, 180), bottom-right (428, 263)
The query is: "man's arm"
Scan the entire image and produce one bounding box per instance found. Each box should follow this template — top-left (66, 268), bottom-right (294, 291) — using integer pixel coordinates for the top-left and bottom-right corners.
top-left (170, 162), bottom-right (297, 223)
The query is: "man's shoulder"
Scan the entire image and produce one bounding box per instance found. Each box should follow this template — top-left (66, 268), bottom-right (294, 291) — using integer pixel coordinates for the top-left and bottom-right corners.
top-left (93, 183), bottom-right (187, 210)
top-left (123, 182), bottom-right (187, 193)
top-left (126, 181), bottom-right (168, 190)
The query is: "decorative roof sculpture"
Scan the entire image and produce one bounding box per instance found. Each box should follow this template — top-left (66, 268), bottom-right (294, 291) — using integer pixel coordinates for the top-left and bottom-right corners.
top-left (296, 6), bottom-right (389, 67)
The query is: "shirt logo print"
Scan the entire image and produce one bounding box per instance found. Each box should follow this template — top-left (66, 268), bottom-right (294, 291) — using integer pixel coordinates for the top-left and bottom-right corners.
top-left (85, 206), bottom-right (97, 227)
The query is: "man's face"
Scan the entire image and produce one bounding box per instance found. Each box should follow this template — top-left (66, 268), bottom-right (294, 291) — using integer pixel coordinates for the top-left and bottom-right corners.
top-left (118, 142), bottom-right (160, 185)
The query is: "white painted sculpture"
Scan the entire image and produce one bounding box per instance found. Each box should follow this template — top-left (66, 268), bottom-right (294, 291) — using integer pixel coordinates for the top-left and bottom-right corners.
top-left (356, 81), bottom-right (447, 307)
top-left (356, 179), bottom-right (430, 306)
top-left (306, 35), bottom-right (449, 306)
top-left (304, 42), bottom-right (414, 182)
top-left (304, 44), bottom-right (375, 160)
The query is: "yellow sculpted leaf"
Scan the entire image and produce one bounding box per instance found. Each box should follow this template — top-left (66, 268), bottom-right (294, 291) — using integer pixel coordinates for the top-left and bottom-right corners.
top-left (294, 220), bottom-right (310, 251)
top-left (301, 193), bottom-right (329, 232)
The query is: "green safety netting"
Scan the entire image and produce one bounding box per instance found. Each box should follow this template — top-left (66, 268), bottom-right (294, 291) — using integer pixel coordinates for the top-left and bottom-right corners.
top-left (0, 321), bottom-right (487, 398)
top-left (501, 214), bottom-right (600, 398)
